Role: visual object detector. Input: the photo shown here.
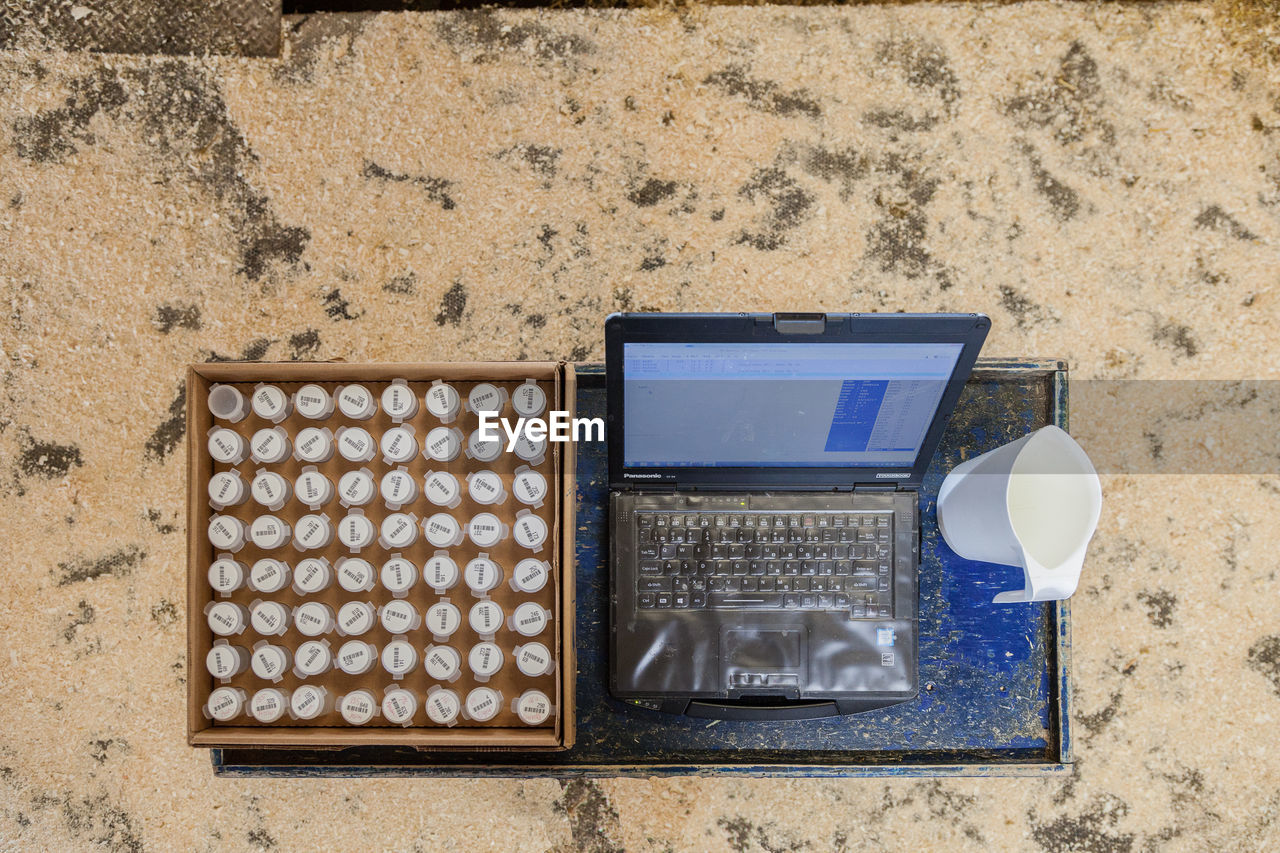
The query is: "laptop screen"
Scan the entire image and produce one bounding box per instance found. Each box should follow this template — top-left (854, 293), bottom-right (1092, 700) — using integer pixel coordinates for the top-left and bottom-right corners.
top-left (623, 341), bottom-right (965, 468)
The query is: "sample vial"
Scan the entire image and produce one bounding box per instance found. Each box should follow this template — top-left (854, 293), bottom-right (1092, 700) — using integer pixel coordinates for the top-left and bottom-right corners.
top-left (294, 602), bottom-right (336, 637)
top-left (511, 558), bottom-right (550, 594)
top-left (250, 642), bottom-right (292, 682)
top-left (515, 689), bottom-right (552, 726)
top-left (294, 639), bottom-right (333, 678)
top-left (251, 384), bottom-right (291, 423)
top-left (207, 470), bottom-right (247, 509)
top-left (423, 426), bottom-right (463, 463)
top-left (207, 515), bottom-right (248, 552)
top-left (423, 513), bottom-right (464, 548)
top-left (380, 513), bottom-right (419, 549)
top-left (336, 426), bottom-right (376, 463)
top-left (466, 470), bottom-right (506, 506)
top-left (512, 380), bottom-right (547, 418)
top-left (208, 384), bottom-right (247, 423)
top-left (250, 427), bottom-right (291, 465)
top-left (250, 600), bottom-right (291, 637)
top-left (293, 513), bottom-right (334, 551)
top-left (337, 511), bottom-right (376, 551)
top-left (463, 687), bottom-right (502, 723)
top-left (380, 600), bottom-right (421, 634)
top-left (293, 384), bottom-right (334, 420)
top-left (207, 427), bottom-right (247, 464)
top-left (467, 383), bottom-right (507, 415)
top-left (513, 511), bottom-right (548, 552)
top-left (290, 685), bottom-right (333, 721)
top-left (250, 515), bottom-right (292, 550)
top-left (335, 557), bottom-right (376, 593)
top-left (206, 642), bottom-right (249, 680)
top-left (424, 553), bottom-right (459, 592)
top-left (515, 642), bottom-right (554, 677)
top-left (465, 429), bottom-right (502, 464)
top-left (339, 689), bottom-right (379, 726)
top-left (249, 688), bottom-right (290, 723)
top-left (336, 384), bottom-right (376, 420)
top-left (468, 642), bottom-right (504, 681)
top-left (250, 471), bottom-right (291, 511)
top-left (382, 639), bottom-right (419, 679)
top-left (338, 469), bottom-right (376, 507)
top-left (293, 557), bottom-right (333, 595)
top-left (511, 603), bottom-right (550, 638)
top-left (382, 688), bottom-right (418, 727)
top-left (381, 557), bottom-right (418, 598)
top-left (380, 426), bottom-right (418, 464)
top-left (425, 688), bottom-right (461, 725)
top-left (467, 513), bottom-right (508, 548)
top-left (464, 555), bottom-right (502, 595)
top-left (294, 470), bottom-right (334, 509)
top-left (295, 427), bottom-right (335, 464)
top-left (208, 556), bottom-right (246, 596)
top-left (380, 469), bottom-right (418, 509)
top-left (469, 600), bottom-right (504, 637)
top-left (512, 466), bottom-right (549, 508)
top-left (206, 687), bottom-right (248, 722)
top-left (512, 432), bottom-right (547, 465)
top-left (206, 601), bottom-right (248, 637)
top-left (425, 601), bottom-right (461, 640)
top-left (336, 640), bottom-right (377, 675)
top-left (425, 380), bottom-right (460, 423)
top-left (336, 601), bottom-right (376, 637)
top-left (423, 645), bottom-right (461, 682)
top-left (381, 380), bottom-right (418, 422)
top-left (423, 470), bottom-right (461, 508)
top-left (248, 558), bottom-right (291, 594)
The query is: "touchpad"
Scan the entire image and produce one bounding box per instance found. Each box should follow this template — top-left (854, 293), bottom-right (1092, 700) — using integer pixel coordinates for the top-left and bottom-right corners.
top-left (722, 628), bottom-right (806, 690)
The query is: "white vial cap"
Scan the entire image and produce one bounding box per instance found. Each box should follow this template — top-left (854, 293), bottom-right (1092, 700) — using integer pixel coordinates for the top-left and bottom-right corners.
top-left (207, 515), bottom-right (247, 551)
top-left (464, 687), bottom-right (502, 722)
top-left (208, 558), bottom-right (245, 595)
top-left (469, 600), bottom-right (504, 636)
top-left (423, 470), bottom-right (461, 507)
top-left (338, 513), bottom-right (376, 551)
top-left (467, 470), bottom-right (506, 506)
top-left (382, 688), bottom-right (417, 726)
top-left (468, 642), bottom-right (504, 679)
top-left (251, 515), bottom-right (292, 550)
top-left (424, 554), bottom-right (459, 591)
top-left (336, 384), bottom-right (376, 420)
top-left (425, 689), bottom-right (461, 725)
top-left (249, 558), bottom-right (291, 594)
top-left (512, 380), bottom-right (547, 418)
top-left (295, 427), bottom-right (335, 464)
top-left (512, 467), bottom-right (549, 507)
top-left (338, 469), bottom-right (375, 507)
top-left (381, 557), bottom-right (418, 596)
top-left (465, 556), bottom-right (502, 595)
top-left (293, 558), bottom-right (332, 594)
top-left (295, 471), bottom-right (333, 508)
top-left (380, 600), bottom-right (421, 634)
top-left (250, 427), bottom-right (290, 464)
top-left (466, 429), bottom-right (502, 463)
top-left (424, 426), bottom-right (462, 462)
top-left (208, 471), bottom-right (247, 508)
top-left (513, 512), bottom-right (549, 552)
top-left (336, 601), bottom-right (376, 637)
top-left (339, 689), bottom-right (378, 725)
top-left (207, 687), bottom-right (246, 721)
top-left (290, 685), bottom-right (329, 721)
top-left (513, 432), bottom-right (547, 464)
top-left (250, 601), bottom-right (291, 637)
top-left (467, 383), bottom-right (506, 415)
top-left (516, 689), bottom-right (552, 725)
top-left (207, 427), bottom-right (246, 463)
top-left (425, 602), bottom-right (461, 638)
top-left (294, 602), bottom-right (335, 637)
top-left (423, 513), bottom-right (463, 548)
top-left (294, 640), bottom-right (333, 677)
top-left (424, 645), bottom-right (461, 681)
top-left (512, 602), bottom-right (550, 638)
top-left (336, 427), bottom-right (376, 463)
top-left (251, 644), bottom-right (291, 680)
top-left (336, 640), bottom-right (377, 675)
top-left (206, 644), bottom-right (248, 679)
top-left (208, 384), bottom-right (247, 422)
top-left (380, 470), bottom-right (418, 508)
top-left (251, 471), bottom-right (291, 510)
top-left (515, 642), bottom-right (554, 677)
top-left (207, 601), bottom-right (247, 636)
top-left (381, 380), bottom-right (418, 421)
top-left (512, 558), bottom-right (550, 594)
top-left (425, 381), bottom-right (460, 421)
top-left (380, 426), bottom-right (418, 463)
top-left (294, 513), bottom-right (334, 551)
top-left (251, 384), bottom-right (291, 422)
top-left (380, 513), bottom-right (419, 549)
top-left (336, 557), bottom-right (375, 593)
top-left (382, 640), bottom-right (419, 678)
top-left (468, 513), bottom-right (507, 548)
top-left (249, 688), bottom-right (289, 723)
top-left (294, 384), bottom-right (334, 420)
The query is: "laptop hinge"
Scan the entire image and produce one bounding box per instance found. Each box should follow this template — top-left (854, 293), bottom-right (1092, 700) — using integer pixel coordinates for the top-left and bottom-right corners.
top-left (618, 482), bottom-right (678, 493)
top-left (854, 484), bottom-right (901, 493)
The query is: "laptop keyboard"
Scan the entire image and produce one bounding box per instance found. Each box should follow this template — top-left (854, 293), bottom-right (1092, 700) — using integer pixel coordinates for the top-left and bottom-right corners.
top-left (633, 511), bottom-right (894, 618)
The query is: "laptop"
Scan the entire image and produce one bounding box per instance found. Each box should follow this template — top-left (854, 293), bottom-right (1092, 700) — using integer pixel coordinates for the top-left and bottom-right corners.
top-left (606, 312), bottom-right (989, 719)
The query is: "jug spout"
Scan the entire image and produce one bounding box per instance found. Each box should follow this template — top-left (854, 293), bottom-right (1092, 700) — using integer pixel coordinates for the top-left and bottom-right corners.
top-left (994, 549), bottom-right (1085, 604)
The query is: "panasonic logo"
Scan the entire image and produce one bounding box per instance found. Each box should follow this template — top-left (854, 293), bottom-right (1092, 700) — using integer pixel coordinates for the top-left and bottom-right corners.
top-left (624, 473), bottom-right (666, 479)
top-left (876, 473), bottom-right (910, 479)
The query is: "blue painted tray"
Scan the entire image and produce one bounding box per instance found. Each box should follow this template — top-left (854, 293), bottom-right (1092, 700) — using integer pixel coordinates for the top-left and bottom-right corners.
top-left (213, 359), bottom-right (1071, 777)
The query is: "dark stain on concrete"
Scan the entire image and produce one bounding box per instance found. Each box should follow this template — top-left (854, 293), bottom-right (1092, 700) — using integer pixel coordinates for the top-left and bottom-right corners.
top-left (1004, 41), bottom-right (1115, 149)
top-left (17, 433), bottom-right (83, 479)
top-left (1079, 690), bottom-right (1122, 736)
top-left (628, 177), bottom-right (678, 208)
top-left (796, 144), bottom-right (868, 201)
top-left (1137, 588), bottom-right (1177, 628)
top-left (568, 344), bottom-right (591, 362)
top-left (862, 107), bottom-right (939, 132)
top-left (435, 10), bottom-right (594, 63)
top-left (1023, 146), bottom-right (1081, 220)
top-left (152, 303), bottom-right (201, 334)
top-left (323, 288), bottom-right (362, 321)
top-left (57, 545), bottom-right (145, 586)
top-left (362, 159), bottom-right (456, 210)
top-left (146, 508), bottom-right (177, 534)
top-left (999, 285), bottom-right (1053, 329)
top-left (35, 791), bottom-right (144, 853)
top-left (704, 65), bottom-right (821, 119)
top-left (383, 272), bottom-right (418, 295)
top-left (11, 68), bottom-right (128, 163)
top-left (288, 328), bottom-right (321, 360)
top-left (736, 166), bottom-right (815, 250)
top-left (88, 738), bottom-right (128, 764)
top-left (1030, 795), bottom-right (1134, 853)
top-left (1152, 321), bottom-right (1199, 359)
top-left (554, 780), bottom-right (622, 853)
top-left (1194, 205), bottom-right (1257, 241)
top-left (875, 38), bottom-right (961, 110)
top-left (63, 600), bottom-right (95, 643)
top-left (435, 281), bottom-right (467, 326)
top-left (150, 599), bottom-right (179, 628)
top-left (1247, 635), bottom-right (1280, 696)
top-left (525, 313), bottom-right (546, 328)
top-left (639, 250), bottom-right (666, 271)
top-left (864, 157), bottom-right (941, 278)
top-left (276, 13), bottom-right (372, 85)
top-left (144, 384), bottom-right (186, 461)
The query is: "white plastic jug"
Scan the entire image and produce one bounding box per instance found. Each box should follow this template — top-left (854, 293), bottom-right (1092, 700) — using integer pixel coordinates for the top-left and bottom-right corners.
top-left (936, 425), bottom-right (1101, 604)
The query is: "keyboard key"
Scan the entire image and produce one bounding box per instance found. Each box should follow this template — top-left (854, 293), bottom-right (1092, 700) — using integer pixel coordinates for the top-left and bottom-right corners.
top-left (690, 592), bottom-right (706, 608)
top-left (849, 576), bottom-right (877, 591)
top-left (673, 593), bottom-right (690, 608)
top-left (834, 594), bottom-right (851, 608)
top-left (801, 594), bottom-right (817, 608)
top-left (710, 577), bottom-right (727, 591)
top-left (639, 545), bottom-right (660, 560)
top-left (709, 593), bottom-right (784, 609)
top-left (660, 545), bottom-right (676, 559)
top-left (640, 561), bottom-right (661, 574)
top-left (674, 577), bottom-right (692, 591)
top-left (639, 593), bottom-right (656, 608)
top-left (793, 578), bottom-right (810, 592)
top-left (740, 578), bottom-right (757, 592)
top-left (638, 577), bottom-right (669, 592)
top-left (655, 593), bottom-right (672, 608)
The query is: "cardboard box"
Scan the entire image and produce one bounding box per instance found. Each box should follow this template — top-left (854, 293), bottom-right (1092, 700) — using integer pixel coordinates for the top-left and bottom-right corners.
top-left (186, 362), bottom-right (576, 750)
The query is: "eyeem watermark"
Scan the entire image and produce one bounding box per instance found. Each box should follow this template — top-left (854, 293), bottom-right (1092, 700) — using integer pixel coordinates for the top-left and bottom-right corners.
top-left (478, 411), bottom-right (605, 452)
